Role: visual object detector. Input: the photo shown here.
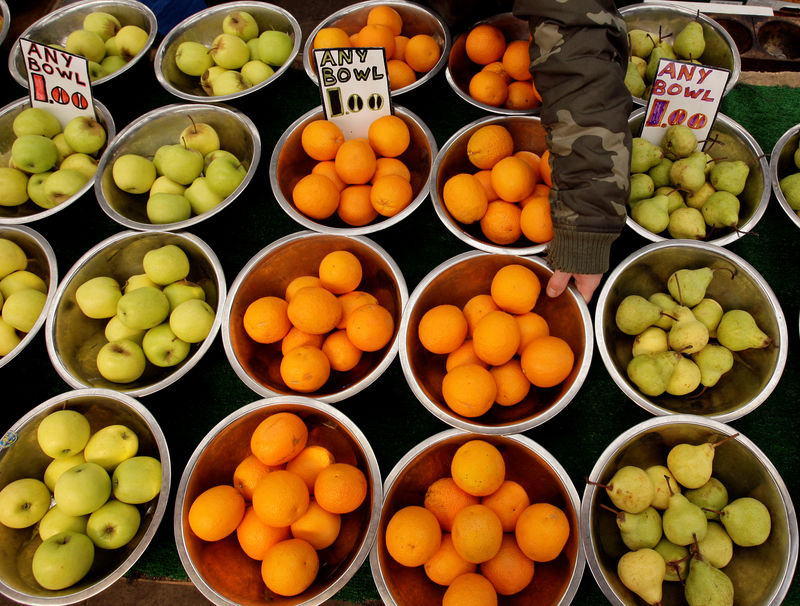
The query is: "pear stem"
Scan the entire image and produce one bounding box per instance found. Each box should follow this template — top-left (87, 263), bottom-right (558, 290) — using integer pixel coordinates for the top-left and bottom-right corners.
top-left (710, 432), bottom-right (739, 449)
top-left (674, 275), bottom-right (684, 306)
top-left (702, 506), bottom-right (724, 516)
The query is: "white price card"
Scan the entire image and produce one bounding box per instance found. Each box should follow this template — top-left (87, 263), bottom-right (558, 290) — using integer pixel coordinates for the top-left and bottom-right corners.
top-left (313, 47), bottom-right (392, 139)
top-left (19, 38), bottom-right (97, 128)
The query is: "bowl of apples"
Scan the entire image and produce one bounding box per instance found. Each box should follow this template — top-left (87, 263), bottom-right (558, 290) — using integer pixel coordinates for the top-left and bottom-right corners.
top-left (7, 0), bottom-right (157, 88)
top-left (45, 229), bottom-right (226, 397)
top-left (0, 387), bottom-right (171, 604)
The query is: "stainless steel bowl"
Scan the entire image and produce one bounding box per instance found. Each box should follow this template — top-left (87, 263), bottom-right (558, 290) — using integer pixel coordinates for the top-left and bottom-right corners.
top-left (369, 428), bottom-right (585, 605)
top-left (270, 105), bottom-right (436, 235)
top-left (0, 97), bottom-right (116, 225)
top-left (302, 0), bottom-right (450, 96)
top-left (7, 0), bottom-right (157, 88)
top-left (0, 225), bottom-right (57, 370)
top-left (154, 1), bottom-right (301, 103)
top-left (399, 251), bottom-right (592, 434)
top-left (594, 240), bottom-right (787, 422)
top-left (45, 230), bottom-right (226, 397)
top-left (222, 230), bottom-right (407, 402)
top-left (581, 415), bottom-right (798, 606)
top-left (769, 122), bottom-right (800, 230)
top-left (94, 103), bottom-right (260, 232)
top-left (627, 108), bottom-right (769, 247)
top-left (174, 395), bottom-right (382, 606)
top-left (0, 388), bottom-right (171, 605)
top-left (619, 3), bottom-right (741, 106)
top-left (0, 0), bottom-right (10, 48)
top-left (430, 114), bottom-right (548, 255)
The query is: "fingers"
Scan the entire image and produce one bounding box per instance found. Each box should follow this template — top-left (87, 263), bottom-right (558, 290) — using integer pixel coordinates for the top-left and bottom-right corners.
top-left (574, 274), bottom-right (602, 302)
top-left (546, 271), bottom-right (571, 298)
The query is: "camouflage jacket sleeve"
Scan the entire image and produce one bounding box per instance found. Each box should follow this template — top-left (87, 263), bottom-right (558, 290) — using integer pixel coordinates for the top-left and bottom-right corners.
top-left (513, 0), bottom-right (632, 275)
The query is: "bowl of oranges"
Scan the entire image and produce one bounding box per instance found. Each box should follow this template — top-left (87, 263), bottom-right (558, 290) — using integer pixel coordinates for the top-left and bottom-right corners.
top-left (302, 1), bottom-right (450, 95)
top-left (446, 13), bottom-right (541, 114)
top-left (369, 429), bottom-right (584, 605)
top-left (175, 396), bottom-right (382, 605)
top-left (399, 251), bottom-right (592, 434)
top-left (221, 230), bottom-right (407, 403)
top-left (270, 105), bottom-right (436, 235)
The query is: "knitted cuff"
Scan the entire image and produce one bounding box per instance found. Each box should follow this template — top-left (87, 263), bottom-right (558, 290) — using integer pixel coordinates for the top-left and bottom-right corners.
top-left (547, 228), bottom-right (620, 275)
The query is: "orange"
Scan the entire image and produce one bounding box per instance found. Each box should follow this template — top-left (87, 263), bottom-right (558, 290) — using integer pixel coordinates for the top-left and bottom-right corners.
top-left (501, 39), bottom-right (532, 81)
top-left (531, 76), bottom-right (542, 101)
top-left (473, 169), bottom-right (498, 201)
top-left (441, 364), bottom-right (497, 418)
top-left (301, 119), bottom-right (345, 161)
top-left (356, 23), bottom-right (396, 58)
top-left (337, 290), bottom-right (378, 329)
top-left (250, 412), bottom-right (308, 466)
top-left (490, 156), bottom-right (535, 202)
top-left (335, 138), bottom-right (377, 185)
top-left (368, 114), bottom-right (410, 158)
top-left (490, 264), bottom-right (541, 314)
top-left (313, 462), bottom-right (367, 514)
top-left (472, 310), bottom-right (520, 366)
top-left (405, 34), bottom-right (440, 73)
top-left (481, 61), bottom-right (510, 84)
top-left (285, 444), bottom-right (335, 492)
top-left (465, 24), bottom-right (506, 65)
top-left (466, 124), bottom-right (514, 170)
top-left (424, 534), bottom-right (477, 586)
top-left (387, 59), bottom-right (417, 90)
top-left (446, 340), bottom-right (488, 372)
top-left (252, 469), bottom-right (310, 527)
top-left (371, 174), bottom-right (413, 216)
top-left (418, 304), bottom-right (468, 354)
top-left (290, 500), bottom-right (341, 549)
top-left (261, 538), bottom-right (319, 597)
top-left (462, 294), bottom-right (500, 336)
top-left (311, 160), bottom-right (346, 192)
top-left (513, 150), bottom-right (541, 179)
top-left (385, 505), bottom-right (442, 567)
top-left (451, 504), bottom-right (503, 564)
top-left (188, 484), bottom-right (246, 542)
top-left (539, 149), bottom-right (552, 187)
top-left (318, 250), bottom-right (362, 295)
top-left (520, 335), bottom-right (574, 388)
top-left (468, 70), bottom-right (508, 108)
top-left (443, 572), bottom-right (498, 606)
top-left (520, 194), bottom-right (554, 243)
top-left (243, 296), bottom-right (291, 344)
top-left (424, 476), bottom-right (480, 531)
top-left (367, 5), bottom-right (403, 36)
top-left (373, 157), bottom-right (411, 182)
top-left (281, 326), bottom-right (324, 355)
top-left (279, 345), bottom-right (331, 392)
top-left (451, 440), bottom-right (505, 497)
top-left (480, 200), bottom-right (522, 245)
top-left (515, 311), bottom-right (549, 355)
top-left (442, 173), bottom-right (488, 224)
top-left (505, 80), bottom-right (539, 110)
top-left (285, 275), bottom-right (322, 302)
top-left (346, 303), bottom-right (394, 351)
top-left (292, 173), bottom-right (340, 220)
top-left (237, 506), bottom-right (290, 560)
top-left (394, 35), bottom-right (409, 61)
top-left (322, 329), bottom-right (362, 371)
top-left (480, 480), bottom-right (530, 531)
top-left (337, 184), bottom-right (378, 227)
top-left (514, 502), bottom-right (570, 562)
top-left (349, 32), bottom-right (359, 45)
top-left (480, 534), bottom-right (535, 595)
top-left (313, 27), bottom-right (351, 49)
top-left (287, 286), bottom-right (342, 334)
top-left (233, 454), bottom-right (275, 501)
top-left (489, 359), bottom-right (530, 406)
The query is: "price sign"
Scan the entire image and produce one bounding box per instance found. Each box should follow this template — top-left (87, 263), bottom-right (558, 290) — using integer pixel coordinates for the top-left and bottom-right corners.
top-left (19, 38), bottom-right (96, 128)
top-left (313, 47), bottom-right (392, 139)
top-left (641, 59), bottom-right (730, 149)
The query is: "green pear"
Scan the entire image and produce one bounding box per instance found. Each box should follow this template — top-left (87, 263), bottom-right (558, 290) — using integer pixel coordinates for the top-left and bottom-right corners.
top-left (632, 326), bottom-right (668, 357)
top-left (614, 506), bottom-right (663, 550)
top-left (631, 194), bottom-right (670, 233)
top-left (669, 156), bottom-right (706, 193)
top-left (696, 521), bottom-right (733, 568)
top-left (631, 55), bottom-right (647, 78)
top-left (701, 191), bottom-right (739, 229)
top-left (685, 181), bottom-right (716, 209)
top-left (685, 555), bottom-right (734, 606)
top-left (719, 497), bottom-right (771, 546)
top-left (716, 309), bottom-right (771, 351)
top-left (667, 306), bottom-right (708, 354)
top-left (625, 61), bottom-right (647, 98)
top-left (628, 29), bottom-right (657, 58)
top-left (649, 292), bottom-right (679, 330)
top-left (673, 21), bottom-right (706, 60)
top-left (661, 124), bottom-right (698, 159)
top-left (710, 160), bottom-right (749, 196)
top-left (605, 466), bottom-right (655, 514)
top-left (665, 356), bottom-right (702, 396)
top-left (617, 548), bottom-right (665, 605)
top-left (691, 298), bottom-right (723, 337)
top-left (645, 464), bottom-right (681, 510)
top-left (646, 45), bottom-right (673, 82)
top-left (616, 294), bottom-right (664, 335)
top-left (629, 173), bottom-right (655, 203)
top-left (631, 138), bottom-right (664, 173)
top-left (655, 186), bottom-right (685, 214)
top-left (668, 207), bottom-right (706, 239)
top-left (654, 538), bottom-right (689, 582)
top-left (648, 158), bottom-right (674, 188)
top-left (667, 441), bottom-right (717, 489)
top-left (667, 267), bottom-right (713, 307)
top-left (691, 344), bottom-right (734, 388)
top-left (779, 172), bottom-right (800, 210)
top-left (685, 477), bottom-right (728, 519)
top-left (627, 351), bottom-right (681, 397)
top-left (663, 491), bottom-right (708, 546)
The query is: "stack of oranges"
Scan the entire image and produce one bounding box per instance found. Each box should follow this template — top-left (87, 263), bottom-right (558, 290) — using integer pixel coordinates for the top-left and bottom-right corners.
top-left (241, 249), bottom-right (395, 393)
top-left (443, 122), bottom-right (554, 247)
top-left (313, 5), bottom-right (441, 91)
top-left (187, 411), bottom-right (369, 597)
top-left (418, 263), bottom-right (574, 418)
top-left (385, 439), bottom-right (570, 602)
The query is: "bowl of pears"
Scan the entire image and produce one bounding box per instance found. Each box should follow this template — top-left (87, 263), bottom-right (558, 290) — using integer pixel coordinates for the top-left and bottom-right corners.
top-left (581, 414), bottom-right (798, 606)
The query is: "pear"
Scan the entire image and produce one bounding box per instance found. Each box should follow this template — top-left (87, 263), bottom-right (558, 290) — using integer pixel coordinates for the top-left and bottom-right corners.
top-left (685, 555), bottom-right (734, 606)
top-left (625, 61), bottom-right (647, 98)
top-left (716, 309), bottom-right (771, 351)
top-left (667, 267), bottom-right (713, 307)
top-left (669, 156), bottom-right (707, 193)
top-left (696, 521), bottom-right (733, 568)
top-left (673, 21), bottom-right (706, 60)
top-left (648, 158), bottom-right (674, 188)
top-left (663, 490), bottom-right (708, 546)
top-left (691, 344), bottom-right (734, 387)
top-left (605, 465), bottom-right (655, 514)
top-left (648, 292), bottom-right (678, 330)
top-left (632, 138), bottom-right (664, 173)
top-left (645, 465), bottom-right (681, 509)
top-left (654, 538), bottom-right (689, 582)
top-left (629, 173), bottom-right (656, 203)
top-left (701, 191), bottom-right (740, 229)
top-left (617, 548), bottom-right (666, 605)
top-left (661, 124), bottom-right (698, 159)
top-left (710, 159), bottom-right (750, 196)
top-left (603, 504), bottom-right (663, 550)
top-left (646, 45), bottom-right (675, 82)
top-left (794, 146), bottom-right (800, 170)
top-left (667, 437), bottom-right (736, 490)
top-left (668, 306), bottom-right (709, 354)
top-left (631, 194), bottom-right (670, 234)
top-left (632, 326), bottom-right (668, 357)
top-left (685, 181), bottom-right (715, 209)
top-left (631, 55), bottom-right (648, 79)
top-left (668, 207), bottom-right (706, 239)
top-left (691, 298), bottom-right (723, 337)
top-left (665, 356), bottom-right (702, 396)
top-left (685, 477), bottom-right (728, 519)
top-left (719, 497), bottom-right (771, 546)
top-left (690, 150), bottom-right (714, 174)
top-left (629, 28), bottom-right (657, 58)
top-left (778, 172), bottom-right (800, 210)
top-left (615, 294), bottom-right (663, 335)
top-left (627, 351), bottom-right (681, 397)
top-left (655, 187), bottom-right (685, 214)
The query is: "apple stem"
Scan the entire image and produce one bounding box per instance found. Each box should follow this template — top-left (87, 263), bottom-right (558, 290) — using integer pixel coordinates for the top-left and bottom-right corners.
top-left (188, 115), bottom-right (198, 134)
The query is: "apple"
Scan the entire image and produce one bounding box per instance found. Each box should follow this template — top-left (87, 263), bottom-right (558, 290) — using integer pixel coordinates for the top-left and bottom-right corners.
top-left (116, 286), bottom-right (170, 330)
top-left (112, 455), bottom-right (162, 504)
top-left (210, 33), bottom-right (250, 69)
top-left (179, 122), bottom-right (220, 156)
top-left (11, 134), bottom-right (58, 173)
top-left (101, 54), bottom-right (127, 74)
top-left (0, 269), bottom-right (46, 297)
top-left (258, 30), bottom-right (293, 66)
top-left (52, 133), bottom-right (74, 163)
top-left (87, 61), bottom-right (107, 82)
top-left (0, 168), bottom-right (29, 206)
top-left (43, 169), bottom-right (88, 206)
top-left (222, 11), bottom-right (259, 41)
top-left (169, 298), bottom-right (215, 343)
top-left (0, 238), bottom-right (28, 279)
top-left (75, 275), bottom-right (122, 319)
top-left (105, 36), bottom-right (121, 57)
top-left (2, 289), bottom-right (47, 332)
top-left (210, 69), bottom-right (249, 96)
top-left (241, 60), bottom-right (274, 86)
top-left (200, 66), bottom-right (227, 95)
top-left (115, 24), bottom-right (149, 60)
top-left (44, 452), bottom-right (85, 492)
top-left (163, 280), bottom-right (205, 310)
top-left (184, 176), bottom-right (224, 215)
top-left (32, 531), bottom-right (95, 590)
top-left (65, 29), bottom-right (106, 63)
top-left (54, 462), bottom-right (111, 516)
top-left (59, 152), bottom-right (99, 179)
top-left (247, 38), bottom-right (261, 62)
top-left (153, 144), bottom-right (203, 185)
top-left (95, 339), bottom-right (147, 383)
top-left (84, 424), bottom-right (138, 471)
top-left (112, 154), bottom-right (157, 194)
top-left (63, 116), bottom-right (106, 155)
top-left (123, 273), bottom-right (159, 293)
top-left (105, 315), bottom-right (145, 344)
top-left (143, 244), bottom-right (190, 285)
top-left (38, 505), bottom-right (88, 541)
top-left (203, 149), bottom-right (241, 170)
top-left (0, 478), bottom-right (51, 528)
top-left (142, 322), bottom-right (191, 367)
top-left (83, 11), bottom-right (121, 41)
top-left (27, 172), bottom-right (56, 209)
top-left (175, 41), bottom-right (214, 77)
top-left (86, 499), bottom-right (140, 549)
top-left (147, 192), bottom-right (192, 224)
top-left (149, 175), bottom-right (186, 196)
top-left (37, 409), bottom-right (91, 459)
top-left (13, 107), bottom-right (61, 138)
top-left (206, 157), bottom-right (246, 197)
top-left (0, 318), bottom-right (21, 356)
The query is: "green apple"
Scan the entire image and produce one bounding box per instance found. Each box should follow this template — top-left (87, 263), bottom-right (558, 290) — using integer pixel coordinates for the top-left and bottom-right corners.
top-left (143, 244), bottom-right (190, 285)
top-left (112, 455), bottom-right (162, 504)
top-left (105, 36), bottom-right (121, 57)
top-left (153, 144), bottom-right (203, 185)
top-left (75, 275), bottom-right (122, 319)
top-left (163, 280), bottom-right (205, 310)
top-left (185, 176), bottom-right (224, 215)
top-left (2, 288), bottom-right (47, 332)
top-left (11, 134), bottom-right (58, 173)
top-left (63, 116), bottom-right (106, 155)
top-left (149, 175), bottom-right (185, 197)
top-left (147, 192), bottom-right (192, 224)
top-left (86, 499), bottom-right (140, 549)
top-left (27, 172), bottom-right (56, 208)
top-left (37, 409), bottom-right (90, 459)
top-left (206, 157), bottom-right (245, 197)
top-left (222, 11), bottom-right (259, 41)
top-left (175, 41), bottom-right (214, 77)
top-left (247, 38), bottom-right (261, 62)
top-left (65, 29), bottom-right (106, 63)
top-left (87, 61), bottom-right (107, 82)
top-left (210, 69), bottom-right (249, 96)
top-left (112, 154), bottom-right (157, 194)
top-left (95, 339), bottom-right (147, 383)
top-left (84, 424), bottom-right (138, 471)
top-left (44, 452), bottom-right (85, 492)
top-left (38, 505), bottom-right (88, 541)
top-left (258, 30), bottom-right (293, 66)
top-left (116, 286), bottom-right (170, 330)
top-left (0, 318), bottom-right (21, 356)
top-left (13, 108), bottom-right (61, 138)
top-left (60, 152), bottom-right (98, 180)
top-left (32, 531), bottom-right (95, 590)
top-left (115, 24), bottom-right (149, 60)
top-left (203, 149), bottom-right (240, 170)
top-left (0, 168), bottom-right (29, 206)
top-left (105, 315), bottom-right (145, 344)
top-left (83, 11), bottom-right (121, 41)
top-left (0, 238), bottom-right (28, 279)
top-left (52, 134), bottom-right (74, 163)
top-left (241, 60), bottom-right (274, 86)
top-left (142, 322), bottom-right (190, 367)
top-left (43, 168), bottom-right (88, 206)
top-left (210, 33), bottom-right (250, 69)
top-left (180, 122), bottom-right (220, 156)
top-left (54, 462), bottom-right (111, 516)
top-left (100, 54), bottom-right (127, 74)
top-left (0, 478), bottom-right (51, 528)
top-left (169, 298), bottom-right (215, 343)
top-left (123, 273), bottom-right (159, 293)
top-left (0, 269), bottom-right (47, 297)
top-left (200, 66), bottom-right (227, 95)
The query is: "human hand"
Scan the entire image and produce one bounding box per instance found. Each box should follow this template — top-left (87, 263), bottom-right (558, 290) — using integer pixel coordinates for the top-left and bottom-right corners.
top-left (546, 271), bottom-right (603, 302)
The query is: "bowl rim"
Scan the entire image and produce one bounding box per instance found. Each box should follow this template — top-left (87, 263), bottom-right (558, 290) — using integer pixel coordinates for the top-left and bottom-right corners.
top-left (44, 229), bottom-right (227, 397)
top-left (221, 229), bottom-right (409, 402)
top-left (153, 0), bottom-right (302, 104)
top-left (0, 224), bottom-right (58, 371)
top-left (580, 413), bottom-right (799, 606)
top-left (7, 0), bottom-right (158, 89)
top-left (301, 0), bottom-right (452, 97)
top-left (398, 249), bottom-right (594, 434)
top-left (625, 107), bottom-right (771, 247)
top-left (368, 427), bottom-right (586, 606)
top-left (268, 104), bottom-right (438, 236)
top-left (173, 394), bottom-right (383, 606)
top-left (0, 0), bottom-right (10, 48)
top-left (93, 102), bottom-right (262, 232)
top-left (0, 387), bottom-right (172, 606)
top-left (593, 239), bottom-right (789, 422)
top-left (769, 122), bottom-right (800, 231)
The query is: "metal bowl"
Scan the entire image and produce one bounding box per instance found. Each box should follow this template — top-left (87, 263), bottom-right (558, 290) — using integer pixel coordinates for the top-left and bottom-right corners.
top-left (45, 230), bottom-right (226, 397)
top-left (431, 114), bottom-right (548, 255)
top-left (619, 3), bottom-right (741, 106)
top-left (627, 108), bottom-right (769, 247)
top-left (174, 395), bottom-right (382, 606)
top-left (270, 105), bottom-right (436, 235)
top-left (445, 12), bottom-right (538, 116)
top-left (0, 225), bottom-right (57, 370)
top-left (0, 388), bottom-right (171, 605)
top-left (369, 428), bottom-right (585, 605)
top-left (302, 0), bottom-right (450, 96)
top-left (154, 1), bottom-right (301, 103)
top-left (399, 251), bottom-right (592, 434)
top-left (222, 230), bottom-right (407, 403)
top-left (0, 0), bottom-right (10, 48)
top-left (581, 415), bottom-right (798, 606)
top-left (594, 240), bottom-right (787, 422)
top-left (768, 122), bottom-right (800, 230)
top-left (94, 103), bottom-right (260, 232)
top-left (7, 0), bottom-right (157, 89)
top-left (0, 97), bottom-right (116, 225)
